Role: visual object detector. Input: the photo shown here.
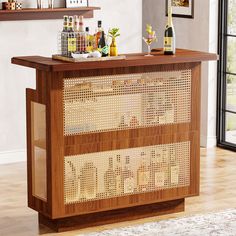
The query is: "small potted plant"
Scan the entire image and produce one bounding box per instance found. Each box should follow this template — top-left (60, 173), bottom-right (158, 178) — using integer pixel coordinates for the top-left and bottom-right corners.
top-left (108, 28), bottom-right (120, 57)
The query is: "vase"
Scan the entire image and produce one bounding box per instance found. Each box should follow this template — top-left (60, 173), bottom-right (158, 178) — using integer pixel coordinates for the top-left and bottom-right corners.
top-left (110, 38), bottom-right (118, 57)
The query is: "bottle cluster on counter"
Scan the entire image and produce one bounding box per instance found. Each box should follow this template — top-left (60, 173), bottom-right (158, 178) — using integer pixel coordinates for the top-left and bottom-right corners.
top-left (65, 146), bottom-right (180, 203)
top-left (61, 15), bottom-right (111, 58)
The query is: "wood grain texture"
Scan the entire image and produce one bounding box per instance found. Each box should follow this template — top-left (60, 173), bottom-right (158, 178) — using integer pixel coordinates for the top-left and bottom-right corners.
top-left (11, 49), bottom-right (218, 72)
top-left (39, 199), bottom-right (185, 232)
top-left (0, 7), bottom-right (100, 21)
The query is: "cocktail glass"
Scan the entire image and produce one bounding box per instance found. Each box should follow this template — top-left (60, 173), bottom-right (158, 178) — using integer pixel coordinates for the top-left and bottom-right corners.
top-left (143, 36), bottom-right (157, 56)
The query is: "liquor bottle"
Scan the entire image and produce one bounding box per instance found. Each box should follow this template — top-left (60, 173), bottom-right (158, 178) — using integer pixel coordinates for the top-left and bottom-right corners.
top-left (153, 150), bottom-right (165, 188)
top-left (114, 155), bottom-right (123, 195)
top-left (104, 157), bottom-right (116, 197)
top-left (162, 146), bottom-right (170, 186)
top-left (137, 152), bottom-right (150, 192)
top-left (67, 16), bottom-right (77, 57)
top-left (164, 7), bottom-right (176, 55)
top-left (118, 114), bottom-right (128, 128)
top-left (123, 156), bottom-right (135, 194)
top-left (65, 160), bottom-right (79, 202)
top-left (85, 27), bottom-right (94, 52)
top-left (61, 15), bottom-right (69, 56)
top-left (77, 15), bottom-right (86, 52)
top-left (73, 15), bottom-right (79, 32)
top-left (98, 31), bottom-right (109, 57)
top-left (170, 146), bottom-right (179, 185)
top-left (80, 162), bottom-right (98, 199)
top-left (95, 20), bottom-right (103, 48)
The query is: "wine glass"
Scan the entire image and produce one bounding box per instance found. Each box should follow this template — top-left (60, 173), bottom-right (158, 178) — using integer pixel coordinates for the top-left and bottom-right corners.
top-left (143, 36), bottom-right (157, 56)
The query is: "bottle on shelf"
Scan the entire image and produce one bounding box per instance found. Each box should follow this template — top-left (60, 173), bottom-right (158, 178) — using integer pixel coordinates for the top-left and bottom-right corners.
top-left (67, 16), bottom-right (77, 57)
top-left (137, 152), bottom-right (150, 192)
top-left (170, 146), bottom-right (179, 185)
top-left (164, 7), bottom-right (176, 55)
top-left (161, 146), bottom-right (170, 186)
top-left (123, 156), bottom-right (135, 194)
top-left (61, 15), bottom-right (69, 56)
top-left (73, 15), bottom-right (79, 32)
top-left (95, 20), bottom-right (103, 48)
top-left (65, 160), bottom-right (79, 202)
top-left (114, 155), bottom-right (123, 195)
top-left (98, 30), bottom-right (109, 57)
top-left (104, 157), bottom-right (116, 197)
top-left (85, 27), bottom-right (93, 52)
top-left (80, 162), bottom-right (98, 200)
top-left (77, 15), bottom-right (86, 52)
top-left (152, 149), bottom-right (165, 188)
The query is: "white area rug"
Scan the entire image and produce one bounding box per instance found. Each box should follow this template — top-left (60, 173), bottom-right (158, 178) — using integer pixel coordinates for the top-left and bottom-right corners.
top-left (81, 209), bottom-right (236, 236)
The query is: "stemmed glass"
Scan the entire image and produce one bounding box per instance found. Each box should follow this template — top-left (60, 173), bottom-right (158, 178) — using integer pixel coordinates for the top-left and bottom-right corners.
top-left (143, 36), bottom-right (157, 56)
top-left (143, 24), bottom-right (157, 56)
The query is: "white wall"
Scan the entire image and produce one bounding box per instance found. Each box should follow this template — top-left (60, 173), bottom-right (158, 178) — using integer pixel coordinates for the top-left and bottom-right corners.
top-left (0, 0), bottom-right (142, 162)
top-left (143, 0), bottom-right (218, 147)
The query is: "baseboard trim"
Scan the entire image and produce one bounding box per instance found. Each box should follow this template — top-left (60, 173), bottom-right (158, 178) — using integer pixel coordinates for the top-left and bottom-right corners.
top-left (0, 149), bottom-right (26, 165)
top-left (200, 135), bottom-right (217, 148)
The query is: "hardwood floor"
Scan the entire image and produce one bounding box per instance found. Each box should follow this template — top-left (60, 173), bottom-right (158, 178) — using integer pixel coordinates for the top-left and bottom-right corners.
top-left (0, 147), bottom-right (236, 236)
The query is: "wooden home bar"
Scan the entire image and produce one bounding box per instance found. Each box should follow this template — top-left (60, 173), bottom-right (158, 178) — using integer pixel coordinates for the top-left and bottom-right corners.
top-left (11, 49), bottom-right (217, 232)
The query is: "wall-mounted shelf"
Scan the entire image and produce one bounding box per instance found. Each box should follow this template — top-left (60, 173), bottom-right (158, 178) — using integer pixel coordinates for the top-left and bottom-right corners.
top-left (0, 7), bottom-right (100, 21)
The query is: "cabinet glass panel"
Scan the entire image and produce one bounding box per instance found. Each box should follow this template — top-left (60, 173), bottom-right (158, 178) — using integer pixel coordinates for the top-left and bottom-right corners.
top-left (31, 102), bottom-right (47, 201)
top-left (64, 141), bottom-right (190, 204)
top-left (63, 70), bottom-right (192, 135)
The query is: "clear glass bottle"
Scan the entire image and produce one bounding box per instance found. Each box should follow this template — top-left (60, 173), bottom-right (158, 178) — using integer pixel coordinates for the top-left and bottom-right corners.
top-left (137, 152), bottom-right (150, 192)
top-left (123, 156), bottom-right (135, 194)
top-left (67, 16), bottom-right (77, 57)
top-left (80, 162), bottom-right (98, 200)
top-left (61, 15), bottom-right (69, 56)
top-left (170, 146), bottom-right (179, 185)
top-left (104, 157), bottom-right (116, 197)
top-left (114, 155), bottom-right (123, 195)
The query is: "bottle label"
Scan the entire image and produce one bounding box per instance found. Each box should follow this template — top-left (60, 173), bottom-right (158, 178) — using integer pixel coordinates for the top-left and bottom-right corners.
top-left (155, 172), bottom-right (165, 187)
top-left (138, 171), bottom-right (150, 186)
top-left (124, 177), bottom-right (135, 193)
top-left (102, 45), bottom-right (109, 55)
top-left (68, 38), bottom-right (76, 52)
top-left (164, 37), bottom-right (173, 52)
top-left (171, 166), bottom-right (179, 185)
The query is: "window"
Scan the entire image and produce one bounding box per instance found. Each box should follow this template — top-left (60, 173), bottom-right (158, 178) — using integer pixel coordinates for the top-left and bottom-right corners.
top-left (217, 0), bottom-right (236, 150)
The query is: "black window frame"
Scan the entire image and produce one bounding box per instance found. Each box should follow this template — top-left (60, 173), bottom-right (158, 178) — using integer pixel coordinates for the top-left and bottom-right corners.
top-left (217, 0), bottom-right (236, 151)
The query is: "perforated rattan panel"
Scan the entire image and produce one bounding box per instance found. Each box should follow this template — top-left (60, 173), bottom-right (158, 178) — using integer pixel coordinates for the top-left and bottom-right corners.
top-left (63, 70), bottom-right (191, 136)
top-left (64, 141), bottom-right (190, 204)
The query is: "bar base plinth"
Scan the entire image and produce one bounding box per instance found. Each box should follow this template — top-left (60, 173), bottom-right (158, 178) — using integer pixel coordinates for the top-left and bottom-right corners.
top-left (38, 198), bottom-right (185, 232)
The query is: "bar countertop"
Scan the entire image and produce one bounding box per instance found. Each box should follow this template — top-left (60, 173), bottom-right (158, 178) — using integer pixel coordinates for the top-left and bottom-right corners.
top-left (11, 49), bottom-right (218, 72)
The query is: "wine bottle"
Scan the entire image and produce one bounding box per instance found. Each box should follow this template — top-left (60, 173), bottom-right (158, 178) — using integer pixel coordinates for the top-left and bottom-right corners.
top-left (98, 31), bottom-right (109, 57)
top-left (164, 7), bottom-right (176, 55)
top-left (104, 157), bottom-right (116, 197)
top-left (61, 15), bottom-right (69, 56)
